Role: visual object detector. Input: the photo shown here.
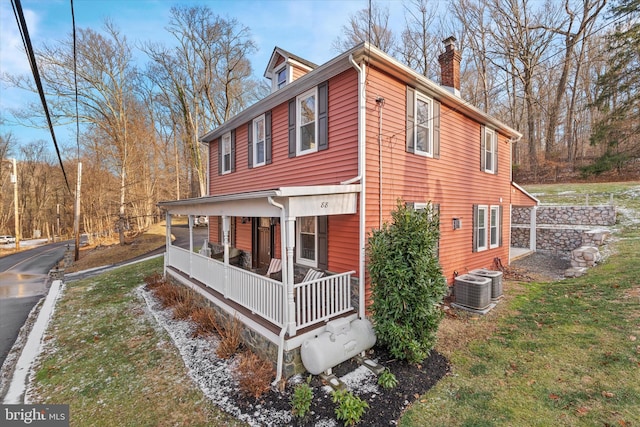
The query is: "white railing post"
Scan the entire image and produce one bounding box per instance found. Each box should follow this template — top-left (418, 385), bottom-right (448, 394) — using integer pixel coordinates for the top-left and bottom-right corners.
top-left (285, 217), bottom-right (296, 336)
top-left (223, 215), bottom-right (230, 298)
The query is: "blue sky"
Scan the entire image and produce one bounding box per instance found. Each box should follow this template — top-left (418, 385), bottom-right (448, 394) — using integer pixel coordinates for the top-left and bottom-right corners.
top-left (0, 0), bottom-right (423, 152)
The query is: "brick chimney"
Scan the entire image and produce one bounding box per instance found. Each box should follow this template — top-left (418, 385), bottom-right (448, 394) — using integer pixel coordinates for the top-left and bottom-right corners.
top-left (438, 36), bottom-right (461, 96)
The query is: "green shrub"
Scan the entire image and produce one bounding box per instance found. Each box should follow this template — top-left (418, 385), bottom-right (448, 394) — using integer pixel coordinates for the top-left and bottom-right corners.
top-left (332, 389), bottom-right (368, 426)
top-left (367, 201), bottom-right (448, 363)
top-left (290, 376), bottom-right (313, 419)
top-left (377, 369), bottom-right (398, 389)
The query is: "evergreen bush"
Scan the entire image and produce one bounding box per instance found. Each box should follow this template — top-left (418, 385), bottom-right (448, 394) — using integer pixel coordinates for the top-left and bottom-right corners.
top-left (367, 201), bottom-right (448, 363)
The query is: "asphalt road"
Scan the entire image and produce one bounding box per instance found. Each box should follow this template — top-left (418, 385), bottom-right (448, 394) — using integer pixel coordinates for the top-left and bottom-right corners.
top-left (0, 240), bottom-right (70, 366)
top-left (0, 225), bottom-right (207, 367)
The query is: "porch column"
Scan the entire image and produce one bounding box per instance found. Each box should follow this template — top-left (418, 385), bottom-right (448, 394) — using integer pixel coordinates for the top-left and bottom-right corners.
top-left (165, 211), bottom-right (171, 274)
top-left (188, 215), bottom-right (194, 277)
top-left (530, 206), bottom-right (537, 252)
top-left (285, 216), bottom-right (296, 336)
top-left (222, 215), bottom-right (230, 298)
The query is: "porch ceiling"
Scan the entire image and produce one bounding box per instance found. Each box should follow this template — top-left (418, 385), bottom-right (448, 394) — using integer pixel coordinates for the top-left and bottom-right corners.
top-left (158, 184), bottom-right (360, 218)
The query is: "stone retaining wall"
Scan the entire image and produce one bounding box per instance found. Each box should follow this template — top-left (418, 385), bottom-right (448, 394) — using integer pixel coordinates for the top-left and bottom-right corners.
top-left (511, 225), bottom-right (612, 253)
top-left (512, 205), bottom-right (616, 226)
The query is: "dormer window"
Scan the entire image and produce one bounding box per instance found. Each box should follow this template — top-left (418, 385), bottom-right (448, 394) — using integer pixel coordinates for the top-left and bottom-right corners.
top-left (276, 66), bottom-right (287, 90)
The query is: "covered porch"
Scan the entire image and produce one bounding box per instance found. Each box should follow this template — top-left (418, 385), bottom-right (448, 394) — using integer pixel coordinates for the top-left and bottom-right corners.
top-left (158, 185), bottom-right (362, 344)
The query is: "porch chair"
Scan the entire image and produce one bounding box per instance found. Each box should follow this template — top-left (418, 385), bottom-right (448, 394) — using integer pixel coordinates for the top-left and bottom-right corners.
top-left (301, 268), bottom-right (325, 283)
top-left (265, 258), bottom-right (282, 277)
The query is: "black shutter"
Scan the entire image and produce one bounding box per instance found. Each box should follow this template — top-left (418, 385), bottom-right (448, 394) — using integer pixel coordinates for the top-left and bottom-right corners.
top-left (288, 99), bottom-right (296, 158)
top-left (494, 131), bottom-right (499, 175)
top-left (217, 137), bottom-right (222, 176)
top-left (230, 129), bottom-right (236, 172)
top-left (317, 216), bottom-right (328, 270)
top-left (406, 201), bottom-right (415, 210)
top-left (472, 204), bottom-right (478, 253)
top-left (499, 205), bottom-right (503, 247)
top-left (480, 125), bottom-right (486, 172)
top-left (265, 110), bottom-right (272, 164)
top-left (247, 122), bottom-right (253, 169)
top-left (406, 87), bottom-right (415, 153)
top-left (433, 100), bottom-right (441, 159)
top-left (318, 81), bottom-right (329, 151)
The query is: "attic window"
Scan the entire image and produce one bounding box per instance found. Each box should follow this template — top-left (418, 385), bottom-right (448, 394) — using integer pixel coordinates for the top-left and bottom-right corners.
top-left (276, 65), bottom-right (287, 90)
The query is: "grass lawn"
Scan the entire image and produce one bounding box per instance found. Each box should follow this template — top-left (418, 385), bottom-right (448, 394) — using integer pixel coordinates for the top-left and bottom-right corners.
top-left (400, 182), bottom-right (640, 426)
top-left (30, 257), bottom-right (245, 427)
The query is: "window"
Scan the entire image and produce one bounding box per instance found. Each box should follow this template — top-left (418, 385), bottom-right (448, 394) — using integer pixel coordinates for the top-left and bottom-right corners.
top-left (406, 87), bottom-right (440, 158)
top-left (253, 115), bottom-right (266, 167)
top-left (415, 93), bottom-right (433, 156)
top-left (474, 204), bottom-right (502, 252)
top-left (221, 132), bottom-right (232, 174)
top-left (297, 216), bottom-right (317, 267)
top-left (482, 127), bottom-right (497, 174)
top-left (490, 206), bottom-right (500, 248)
top-left (297, 88), bottom-right (317, 155)
top-left (476, 205), bottom-right (488, 251)
top-left (276, 66), bottom-right (287, 89)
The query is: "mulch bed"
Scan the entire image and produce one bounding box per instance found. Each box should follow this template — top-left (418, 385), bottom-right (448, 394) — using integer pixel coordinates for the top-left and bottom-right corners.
top-left (232, 345), bottom-right (449, 426)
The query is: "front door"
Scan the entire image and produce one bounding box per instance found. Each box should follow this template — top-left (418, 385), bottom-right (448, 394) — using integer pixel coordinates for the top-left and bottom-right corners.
top-left (256, 217), bottom-right (272, 269)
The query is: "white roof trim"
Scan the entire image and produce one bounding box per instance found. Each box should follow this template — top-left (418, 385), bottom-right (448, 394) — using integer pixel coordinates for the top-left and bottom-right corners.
top-left (511, 182), bottom-right (540, 205)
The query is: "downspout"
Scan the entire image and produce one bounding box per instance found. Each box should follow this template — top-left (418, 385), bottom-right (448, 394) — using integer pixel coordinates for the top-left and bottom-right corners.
top-left (268, 196), bottom-right (288, 385)
top-left (342, 54), bottom-right (366, 320)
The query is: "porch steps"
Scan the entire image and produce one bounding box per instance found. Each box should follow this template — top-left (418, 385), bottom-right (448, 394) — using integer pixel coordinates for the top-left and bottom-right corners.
top-left (353, 355), bottom-right (386, 375)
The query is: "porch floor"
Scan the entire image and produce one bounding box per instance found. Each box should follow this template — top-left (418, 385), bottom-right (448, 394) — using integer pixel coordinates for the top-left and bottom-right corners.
top-left (510, 246), bottom-right (534, 262)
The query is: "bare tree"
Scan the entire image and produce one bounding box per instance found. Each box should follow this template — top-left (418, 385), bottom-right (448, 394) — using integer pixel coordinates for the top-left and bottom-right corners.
top-left (332, 1), bottom-right (396, 53)
top-left (536, 0), bottom-right (607, 158)
top-left (144, 5), bottom-right (262, 198)
top-left (396, 0), bottom-right (440, 79)
top-left (486, 0), bottom-right (557, 173)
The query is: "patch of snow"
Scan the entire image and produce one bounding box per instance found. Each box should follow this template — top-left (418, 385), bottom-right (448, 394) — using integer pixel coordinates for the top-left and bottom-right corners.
top-left (137, 286), bottom-right (299, 427)
top-left (136, 285), bottom-right (387, 426)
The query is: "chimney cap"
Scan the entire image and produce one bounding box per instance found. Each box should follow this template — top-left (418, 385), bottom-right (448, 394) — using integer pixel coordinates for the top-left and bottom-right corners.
top-left (443, 36), bottom-right (457, 50)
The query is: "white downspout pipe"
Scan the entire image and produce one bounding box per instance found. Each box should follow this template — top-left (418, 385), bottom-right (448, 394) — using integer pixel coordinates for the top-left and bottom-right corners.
top-left (268, 196), bottom-right (289, 385)
top-left (343, 54), bottom-right (366, 320)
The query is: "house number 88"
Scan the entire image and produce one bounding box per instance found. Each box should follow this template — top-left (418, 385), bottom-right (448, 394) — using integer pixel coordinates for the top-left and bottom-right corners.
top-left (320, 202), bottom-right (329, 208)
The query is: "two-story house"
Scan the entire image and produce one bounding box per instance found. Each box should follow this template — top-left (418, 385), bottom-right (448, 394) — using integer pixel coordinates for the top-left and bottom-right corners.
top-left (158, 39), bottom-right (538, 380)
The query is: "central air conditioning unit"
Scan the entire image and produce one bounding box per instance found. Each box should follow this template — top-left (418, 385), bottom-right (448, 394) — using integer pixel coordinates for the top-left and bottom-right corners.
top-left (469, 269), bottom-right (503, 300)
top-left (454, 274), bottom-right (492, 310)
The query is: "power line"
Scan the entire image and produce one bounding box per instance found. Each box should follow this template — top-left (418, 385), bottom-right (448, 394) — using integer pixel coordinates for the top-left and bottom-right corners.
top-left (10, 0), bottom-right (71, 193)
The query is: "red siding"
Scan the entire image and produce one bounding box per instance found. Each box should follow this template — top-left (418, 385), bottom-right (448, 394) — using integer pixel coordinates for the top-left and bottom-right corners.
top-left (208, 69), bottom-right (359, 274)
top-left (209, 69), bottom-right (359, 195)
top-left (364, 66), bottom-right (513, 285)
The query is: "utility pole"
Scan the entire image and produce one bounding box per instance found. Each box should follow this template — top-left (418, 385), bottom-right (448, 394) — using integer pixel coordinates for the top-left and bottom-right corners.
top-left (8, 158), bottom-right (20, 250)
top-left (74, 162), bottom-right (82, 260)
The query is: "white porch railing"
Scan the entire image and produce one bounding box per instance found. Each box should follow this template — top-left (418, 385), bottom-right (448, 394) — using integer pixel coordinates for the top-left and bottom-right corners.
top-left (166, 245), bottom-right (354, 332)
top-left (294, 271), bottom-right (355, 330)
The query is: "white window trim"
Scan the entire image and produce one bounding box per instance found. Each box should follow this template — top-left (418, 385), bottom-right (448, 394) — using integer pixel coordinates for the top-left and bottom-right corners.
top-left (252, 114), bottom-right (266, 167)
top-left (296, 216), bottom-right (317, 268)
top-left (415, 92), bottom-right (434, 158)
top-left (221, 132), bottom-right (232, 175)
top-left (273, 64), bottom-right (289, 91)
top-left (296, 87), bottom-right (318, 156)
top-left (490, 205), bottom-right (500, 248)
top-left (477, 205), bottom-right (488, 252)
top-left (484, 127), bottom-right (497, 174)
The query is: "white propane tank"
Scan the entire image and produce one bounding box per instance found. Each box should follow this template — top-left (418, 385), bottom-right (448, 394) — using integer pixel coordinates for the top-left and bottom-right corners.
top-left (300, 318), bottom-right (376, 375)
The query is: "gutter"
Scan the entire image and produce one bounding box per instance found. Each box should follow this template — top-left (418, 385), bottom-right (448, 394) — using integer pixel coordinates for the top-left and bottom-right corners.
top-left (343, 54), bottom-right (366, 320)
